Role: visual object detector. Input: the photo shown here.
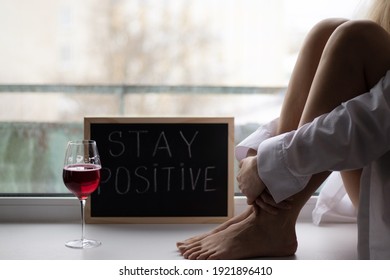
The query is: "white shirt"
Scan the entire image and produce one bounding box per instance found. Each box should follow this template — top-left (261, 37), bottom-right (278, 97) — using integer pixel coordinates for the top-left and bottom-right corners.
top-left (236, 70), bottom-right (390, 259)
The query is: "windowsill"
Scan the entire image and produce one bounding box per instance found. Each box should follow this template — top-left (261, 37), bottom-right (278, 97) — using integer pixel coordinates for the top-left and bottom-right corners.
top-left (0, 195), bottom-right (316, 223)
top-left (0, 196), bottom-right (357, 260)
top-left (0, 221), bottom-right (357, 260)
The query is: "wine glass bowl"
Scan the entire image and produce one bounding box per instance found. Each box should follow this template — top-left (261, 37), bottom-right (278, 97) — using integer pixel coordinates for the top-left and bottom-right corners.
top-left (63, 163), bottom-right (101, 200)
top-left (62, 140), bottom-right (102, 249)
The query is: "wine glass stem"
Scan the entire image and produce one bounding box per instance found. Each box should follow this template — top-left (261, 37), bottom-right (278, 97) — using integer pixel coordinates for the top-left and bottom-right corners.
top-left (80, 199), bottom-right (86, 242)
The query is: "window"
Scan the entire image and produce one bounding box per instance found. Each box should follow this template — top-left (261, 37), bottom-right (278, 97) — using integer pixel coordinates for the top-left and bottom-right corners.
top-left (0, 0), bottom-right (363, 195)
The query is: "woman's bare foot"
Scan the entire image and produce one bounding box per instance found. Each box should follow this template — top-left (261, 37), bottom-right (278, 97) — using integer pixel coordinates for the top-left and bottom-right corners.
top-left (179, 209), bottom-right (297, 260)
top-left (176, 206), bottom-right (255, 251)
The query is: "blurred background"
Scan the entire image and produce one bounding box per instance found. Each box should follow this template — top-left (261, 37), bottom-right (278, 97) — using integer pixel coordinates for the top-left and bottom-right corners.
top-left (0, 0), bottom-right (365, 194)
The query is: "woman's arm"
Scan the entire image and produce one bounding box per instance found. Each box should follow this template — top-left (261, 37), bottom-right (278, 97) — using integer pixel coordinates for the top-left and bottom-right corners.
top-left (258, 71), bottom-right (390, 203)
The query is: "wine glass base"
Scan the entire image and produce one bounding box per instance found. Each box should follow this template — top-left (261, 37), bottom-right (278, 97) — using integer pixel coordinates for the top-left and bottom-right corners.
top-left (65, 239), bottom-right (101, 249)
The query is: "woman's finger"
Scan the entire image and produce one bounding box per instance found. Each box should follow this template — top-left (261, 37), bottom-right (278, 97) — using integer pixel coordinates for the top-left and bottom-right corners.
top-left (255, 198), bottom-right (278, 215)
top-left (260, 192), bottom-right (292, 210)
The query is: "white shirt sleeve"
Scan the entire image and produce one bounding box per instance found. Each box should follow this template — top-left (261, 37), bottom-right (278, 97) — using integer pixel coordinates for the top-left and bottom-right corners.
top-left (258, 71), bottom-right (390, 203)
top-left (235, 118), bottom-right (279, 161)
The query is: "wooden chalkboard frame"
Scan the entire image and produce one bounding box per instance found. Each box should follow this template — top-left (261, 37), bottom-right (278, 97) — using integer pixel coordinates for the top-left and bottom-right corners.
top-left (84, 117), bottom-right (234, 224)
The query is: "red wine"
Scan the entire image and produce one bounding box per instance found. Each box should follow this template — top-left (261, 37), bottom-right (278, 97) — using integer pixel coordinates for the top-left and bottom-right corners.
top-left (63, 164), bottom-right (101, 200)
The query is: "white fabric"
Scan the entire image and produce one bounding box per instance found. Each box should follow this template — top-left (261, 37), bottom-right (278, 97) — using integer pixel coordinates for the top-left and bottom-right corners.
top-left (312, 172), bottom-right (357, 225)
top-left (235, 118), bottom-right (279, 161)
top-left (235, 70), bottom-right (390, 259)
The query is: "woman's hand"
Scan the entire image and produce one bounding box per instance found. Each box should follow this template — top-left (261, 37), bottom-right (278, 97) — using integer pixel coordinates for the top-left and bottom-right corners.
top-left (237, 156), bottom-right (265, 205)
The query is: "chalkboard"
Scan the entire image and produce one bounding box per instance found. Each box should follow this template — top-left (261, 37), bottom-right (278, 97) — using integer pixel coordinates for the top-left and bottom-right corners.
top-left (84, 117), bottom-right (234, 223)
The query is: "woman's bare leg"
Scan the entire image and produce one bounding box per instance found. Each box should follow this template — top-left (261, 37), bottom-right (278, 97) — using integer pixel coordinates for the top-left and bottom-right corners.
top-left (299, 20), bottom-right (390, 211)
top-left (178, 19), bottom-right (345, 258)
top-left (272, 18), bottom-right (351, 211)
top-left (176, 19), bottom-right (345, 254)
top-left (278, 18), bottom-right (348, 134)
top-left (341, 169), bottom-right (362, 208)
top-left (179, 19), bottom-right (390, 259)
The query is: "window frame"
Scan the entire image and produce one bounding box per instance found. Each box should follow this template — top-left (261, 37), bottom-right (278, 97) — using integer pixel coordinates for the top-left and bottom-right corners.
top-left (0, 195), bottom-right (317, 222)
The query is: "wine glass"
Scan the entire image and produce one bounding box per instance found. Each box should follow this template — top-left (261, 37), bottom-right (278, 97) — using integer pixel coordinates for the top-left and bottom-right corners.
top-left (62, 140), bottom-right (102, 249)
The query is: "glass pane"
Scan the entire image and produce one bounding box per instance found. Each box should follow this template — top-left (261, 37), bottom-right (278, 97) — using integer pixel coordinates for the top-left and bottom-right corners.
top-left (0, 0), bottom-right (362, 85)
top-left (0, 0), bottom-right (362, 195)
top-left (0, 123), bottom-right (82, 194)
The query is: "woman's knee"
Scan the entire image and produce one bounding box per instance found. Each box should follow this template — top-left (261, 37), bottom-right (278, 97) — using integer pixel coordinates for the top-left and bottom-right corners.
top-left (310, 18), bottom-right (350, 35)
top-left (297, 18), bottom-right (349, 63)
top-left (330, 20), bottom-right (389, 50)
top-left (329, 20), bottom-right (390, 86)
top-left (305, 18), bottom-right (349, 44)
